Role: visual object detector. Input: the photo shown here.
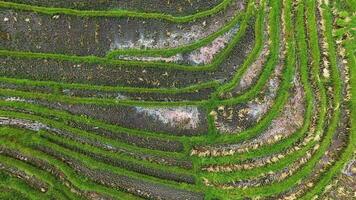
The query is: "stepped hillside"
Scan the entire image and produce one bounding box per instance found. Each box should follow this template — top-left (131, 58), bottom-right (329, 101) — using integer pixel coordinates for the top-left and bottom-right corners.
top-left (0, 0), bottom-right (355, 199)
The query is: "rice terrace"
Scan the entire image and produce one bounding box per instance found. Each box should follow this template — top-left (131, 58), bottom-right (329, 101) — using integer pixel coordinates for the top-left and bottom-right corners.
top-left (0, 0), bottom-right (355, 199)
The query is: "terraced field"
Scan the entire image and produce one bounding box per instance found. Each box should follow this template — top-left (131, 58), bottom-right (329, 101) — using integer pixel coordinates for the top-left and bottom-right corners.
top-left (0, 0), bottom-right (355, 199)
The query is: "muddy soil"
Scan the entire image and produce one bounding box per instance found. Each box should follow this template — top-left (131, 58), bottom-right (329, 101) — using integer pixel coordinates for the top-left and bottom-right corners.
top-left (0, 82), bottom-right (53, 94)
top-left (37, 100), bottom-right (208, 136)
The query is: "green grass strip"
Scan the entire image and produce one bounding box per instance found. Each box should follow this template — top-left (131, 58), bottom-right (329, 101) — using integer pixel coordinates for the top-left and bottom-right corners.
top-left (0, 77), bottom-right (220, 94)
top-left (305, 0), bottom-right (327, 141)
top-left (0, 88), bottom-right (208, 107)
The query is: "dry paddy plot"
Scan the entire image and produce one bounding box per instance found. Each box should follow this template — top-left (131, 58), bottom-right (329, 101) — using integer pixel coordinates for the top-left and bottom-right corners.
top-left (0, 0), bottom-right (355, 199)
